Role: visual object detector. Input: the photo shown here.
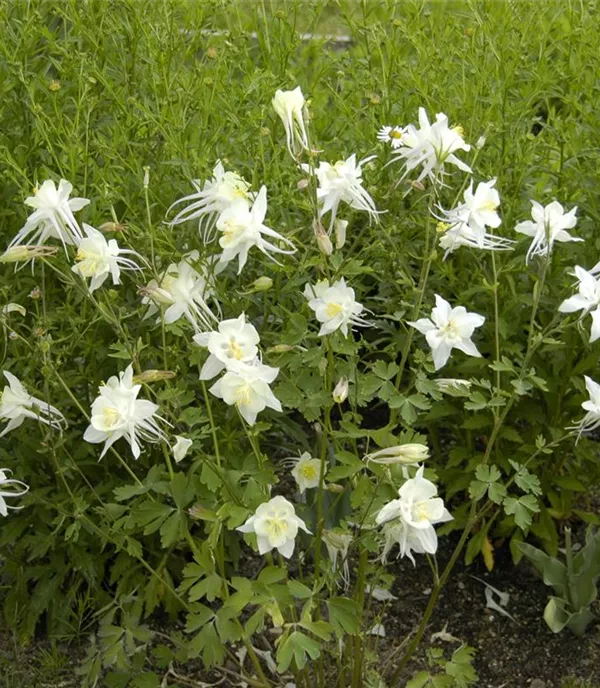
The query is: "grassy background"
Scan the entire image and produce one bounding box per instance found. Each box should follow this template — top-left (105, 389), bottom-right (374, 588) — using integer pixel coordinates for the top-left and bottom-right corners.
top-left (1, 1), bottom-right (600, 685)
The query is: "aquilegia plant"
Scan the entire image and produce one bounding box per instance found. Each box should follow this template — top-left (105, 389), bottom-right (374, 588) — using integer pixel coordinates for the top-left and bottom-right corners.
top-left (2, 85), bottom-right (598, 688)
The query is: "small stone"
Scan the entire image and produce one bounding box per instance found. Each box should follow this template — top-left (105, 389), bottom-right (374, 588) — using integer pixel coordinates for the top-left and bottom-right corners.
top-left (458, 581), bottom-right (466, 590)
top-left (423, 587), bottom-right (432, 595)
top-left (530, 681), bottom-right (545, 688)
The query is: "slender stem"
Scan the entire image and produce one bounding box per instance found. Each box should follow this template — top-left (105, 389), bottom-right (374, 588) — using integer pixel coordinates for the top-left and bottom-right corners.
top-left (201, 380), bottom-right (221, 468)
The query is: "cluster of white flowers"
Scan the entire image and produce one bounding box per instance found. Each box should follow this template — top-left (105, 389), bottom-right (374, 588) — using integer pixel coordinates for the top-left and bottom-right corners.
top-left (194, 314), bottom-right (282, 425)
top-left (167, 166), bottom-right (295, 274)
top-left (4, 179), bottom-right (141, 290)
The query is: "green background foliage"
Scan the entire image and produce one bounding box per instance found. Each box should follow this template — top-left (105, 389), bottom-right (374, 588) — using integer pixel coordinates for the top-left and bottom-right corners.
top-left (1, 0), bottom-right (599, 684)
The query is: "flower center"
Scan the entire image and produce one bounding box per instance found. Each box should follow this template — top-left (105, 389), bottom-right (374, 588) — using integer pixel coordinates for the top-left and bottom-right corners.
top-left (235, 383), bottom-right (253, 408)
top-left (264, 516), bottom-right (289, 541)
top-left (414, 501), bottom-right (431, 522)
top-left (452, 125), bottom-right (465, 138)
top-left (436, 221), bottom-right (450, 234)
top-left (102, 406), bottom-right (122, 429)
top-left (300, 463), bottom-right (317, 480)
top-left (390, 129), bottom-right (403, 140)
top-left (325, 302), bottom-right (343, 318)
top-left (76, 249), bottom-right (103, 276)
top-left (480, 200), bottom-right (498, 212)
top-left (227, 338), bottom-right (244, 360)
top-left (441, 318), bottom-right (460, 339)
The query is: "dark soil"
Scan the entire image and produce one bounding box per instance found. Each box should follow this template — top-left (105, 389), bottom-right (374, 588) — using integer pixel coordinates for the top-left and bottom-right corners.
top-left (384, 536), bottom-right (600, 687)
top-left (1, 537), bottom-right (599, 687)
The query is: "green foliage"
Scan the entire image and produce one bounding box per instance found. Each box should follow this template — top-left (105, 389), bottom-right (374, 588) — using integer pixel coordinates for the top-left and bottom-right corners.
top-left (518, 528), bottom-right (600, 636)
top-left (1, 0), bottom-right (600, 685)
top-left (406, 645), bottom-right (478, 688)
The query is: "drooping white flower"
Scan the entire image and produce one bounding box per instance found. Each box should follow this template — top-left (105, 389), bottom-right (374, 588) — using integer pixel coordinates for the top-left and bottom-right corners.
top-left (364, 443), bottom-right (429, 465)
top-left (408, 295), bottom-right (485, 370)
top-left (83, 364), bottom-right (168, 459)
top-left (208, 359), bottom-right (282, 426)
top-left (571, 375), bottom-right (600, 438)
top-left (141, 252), bottom-right (218, 332)
top-left (193, 313), bottom-right (260, 380)
top-left (301, 154), bottom-right (380, 232)
top-left (289, 451), bottom-right (323, 493)
top-left (515, 200), bottom-right (581, 264)
top-left (72, 224), bottom-right (141, 293)
top-left (304, 278), bottom-right (369, 337)
top-left (389, 107), bottom-right (472, 184)
top-left (0, 469), bottom-right (29, 517)
top-left (558, 266), bottom-right (600, 342)
top-left (0, 246), bottom-right (58, 263)
top-left (0, 371), bottom-right (65, 438)
top-left (332, 377), bottom-right (349, 403)
top-left (323, 530), bottom-right (352, 588)
top-left (215, 186), bottom-right (295, 274)
top-left (272, 86), bottom-right (310, 158)
top-left (377, 125), bottom-right (406, 149)
top-left (9, 179), bottom-right (89, 252)
top-left (237, 495), bottom-right (310, 558)
top-left (437, 220), bottom-right (514, 257)
top-left (436, 378), bottom-right (472, 395)
top-left (436, 179), bottom-right (514, 257)
top-left (376, 465), bottom-right (452, 564)
top-left (166, 161), bottom-right (253, 242)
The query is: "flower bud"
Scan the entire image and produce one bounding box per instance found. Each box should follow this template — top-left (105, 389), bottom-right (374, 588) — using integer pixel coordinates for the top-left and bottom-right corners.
top-left (143, 166), bottom-right (150, 188)
top-left (266, 344), bottom-right (294, 354)
top-left (364, 443), bottom-right (429, 465)
top-left (476, 135), bottom-right (486, 150)
top-left (29, 287), bottom-right (41, 300)
top-left (0, 246), bottom-right (58, 262)
top-left (410, 180), bottom-right (426, 191)
top-left (133, 369), bottom-right (176, 384)
top-left (436, 378), bottom-right (472, 394)
top-left (138, 284), bottom-right (174, 306)
top-left (99, 222), bottom-right (126, 234)
top-left (249, 276), bottom-right (273, 292)
top-left (172, 435), bottom-right (193, 463)
top-left (332, 377), bottom-right (349, 403)
top-left (326, 483), bottom-right (345, 494)
top-left (297, 178), bottom-right (309, 190)
top-left (334, 219), bottom-right (348, 249)
top-left (313, 219), bottom-right (333, 256)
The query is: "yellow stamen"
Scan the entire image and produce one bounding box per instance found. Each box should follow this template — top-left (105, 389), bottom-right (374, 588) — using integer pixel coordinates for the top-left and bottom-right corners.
top-left (325, 302), bottom-right (343, 318)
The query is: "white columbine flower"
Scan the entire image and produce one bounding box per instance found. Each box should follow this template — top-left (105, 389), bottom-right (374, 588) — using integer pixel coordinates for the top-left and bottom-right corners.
top-left (83, 364), bottom-right (168, 459)
top-left (289, 451), bottom-right (323, 493)
top-left (72, 224), bottom-right (141, 292)
top-left (304, 278), bottom-right (369, 337)
top-left (215, 186), bottom-right (295, 274)
top-left (408, 294), bottom-right (485, 370)
top-left (166, 161), bottom-right (253, 242)
top-left (436, 179), bottom-right (514, 257)
top-left (377, 125), bottom-right (406, 149)
top-left (389, 107), bottom-right (471, 184)
top-left (301, 154), bottom-right (379, 232)
top-left (558, 266), bottom-right (600, 342)
top-left (9, 179), bottom-right (89, 252)
top-left (141, 252), bottom-right (218, 332)
top-left (515, 200), bottom-right (581, 264)
top-left (0, 469), bottom-right (29, 517)
top-left (272, 86), bottom-right (309, 158)
top-left (193, 313), bottom-right (260, 380)
top-left (0, 371), bottom-right (65, 438)
top-left (208, 359), bottom-right (282, 426)
top-left (172, 435), bottom-right (193, 463)
top-left (237, 495), bottom-right (310, 558)
top-left (375, 465), bottom-right (452, 564)
top-left (571, 376), bottom-right (600, 438)
top-left (332, 376), bottom-right (349, 403)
